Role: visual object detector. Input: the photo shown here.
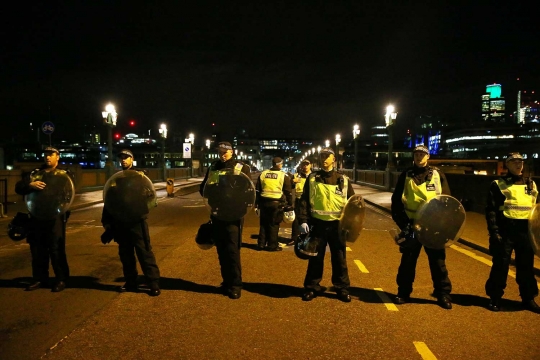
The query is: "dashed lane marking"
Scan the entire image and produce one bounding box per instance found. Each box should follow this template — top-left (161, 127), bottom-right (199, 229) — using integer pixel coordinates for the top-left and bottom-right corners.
top-left (354, 259), bottom-right (369, 273)
top-left (449, 244), bottom-right (540, 287)
top-left (346, 247), bottom-right (352, 251)
top-left (413, 341), bottom-right (438, 360)
top-left (374, 287), bottom-right (398, 311)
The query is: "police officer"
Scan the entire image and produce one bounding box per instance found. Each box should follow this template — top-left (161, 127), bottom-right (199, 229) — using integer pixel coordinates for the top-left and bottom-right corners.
top-left (101, 149), bottom-right (161, 296)
top-left (485, 152), bottom-right (540, 313)
top-left (15, 147), bottom-right (71, 292)
top-left (199, 142), bottom-right (251, 299)
top-left (391, 145), bottom-right (453, 309)
top-left (297, 148), bottom-right (355, 302)
top-left (290, 160), bottom-right (312, 245)
top-left (256, 157), bottom-right (293, 251)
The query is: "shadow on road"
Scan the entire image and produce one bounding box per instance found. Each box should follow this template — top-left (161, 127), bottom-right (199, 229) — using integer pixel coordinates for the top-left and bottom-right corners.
top-left (451, 293), bottom-right (525, 312)
top-left (243, 281), bottom-right (301, 298)
top-left (0, 276), bottom-right (119, 292)
top-left (159, 277), bottom-right (222, 294)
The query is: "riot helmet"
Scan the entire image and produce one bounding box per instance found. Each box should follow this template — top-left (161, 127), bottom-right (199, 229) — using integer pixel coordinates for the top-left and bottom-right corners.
top-left (8, 212), bottom-right (30, 241)
top-left (283, 206), bottom-right (295, 224)
top-left (294, 233), bottom-right (320, 260)
top-left (196, 221), bottom-right (215, 250)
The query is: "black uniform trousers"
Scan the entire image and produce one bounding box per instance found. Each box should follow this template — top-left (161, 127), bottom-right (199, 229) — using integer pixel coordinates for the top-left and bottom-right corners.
top-left (212, 217), bottom-right (243, 291)
top-left (258, 200), bottom-right (282, 250)
top-left (112, 220), bottom-right (160, 285)
top-left (396, 241), bottom-right (452, 298)
top-left (291, 199), bottom-right (302, 241)
top-left (304, 219), bottom-right (350, 292)
top-left (485, 225), bottom-right (538, 301)
top-left (27, 215), bottom-right (69, 282)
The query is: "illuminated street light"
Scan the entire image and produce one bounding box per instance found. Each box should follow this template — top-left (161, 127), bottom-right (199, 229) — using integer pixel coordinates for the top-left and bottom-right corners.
top-left (159, 123), bottom-right (167, 180)
top-left (101, 103), bottom-right (118, 179)
top-left (384, 105), bottom-right (398, 170)
top-left (335, 134), bottom-right (341, 169)
top-left (353, 124), bottom-right (361, 182)
top-left (325, 139), bottom-right (330, 148)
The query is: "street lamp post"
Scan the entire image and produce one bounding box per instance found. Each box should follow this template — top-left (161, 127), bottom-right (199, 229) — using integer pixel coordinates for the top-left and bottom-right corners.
top-left (101, 103), bottom-right (118, 179)
top-left (353, 124), bottom-right (360, 182)
top-left (188, 133), bottom-right (195, 177)
top-left (159, 123), bottom-right (167, 180)
top-left (205, 139), bottom-right (211, 172)
top-left (384, 105), bottom-right (398, 190)
top-left (335, 134), bottom-right (341, 169)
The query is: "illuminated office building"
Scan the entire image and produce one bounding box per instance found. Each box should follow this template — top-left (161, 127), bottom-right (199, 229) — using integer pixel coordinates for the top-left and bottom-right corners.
top-left (516, 90), bottom-right (539, 124)
top-left (481, 84), bottom-right (506, 122)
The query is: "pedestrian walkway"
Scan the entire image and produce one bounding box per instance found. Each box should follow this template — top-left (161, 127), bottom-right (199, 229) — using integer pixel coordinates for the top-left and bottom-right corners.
top-left (351, 183), bottom-right (540, 273)
top-left (0, 177), bottom-right (203, 223)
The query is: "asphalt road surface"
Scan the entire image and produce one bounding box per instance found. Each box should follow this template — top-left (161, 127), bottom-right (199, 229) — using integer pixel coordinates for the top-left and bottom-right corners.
top-left (1, 188), bottom-right (539, 360)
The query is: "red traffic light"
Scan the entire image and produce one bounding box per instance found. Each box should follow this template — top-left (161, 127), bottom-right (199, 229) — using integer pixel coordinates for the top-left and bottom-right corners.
top-left (129, 120), bottom-right (135, 126)
top-left (114, 133), bottom-right (121, 139)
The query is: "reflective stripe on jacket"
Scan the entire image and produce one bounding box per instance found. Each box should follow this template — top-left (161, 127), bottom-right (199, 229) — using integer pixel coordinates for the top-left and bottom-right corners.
top-left (260, 170), bottom-right (285, 199)
top-left (309, 175), bottom-right (348, 221)
top-left (496, 179), bottom-right (538, 219)
top-left (401, 170), bottom-right (441, 219)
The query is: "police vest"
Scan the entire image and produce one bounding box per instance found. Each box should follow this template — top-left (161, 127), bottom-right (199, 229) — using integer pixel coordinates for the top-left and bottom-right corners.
top-left (401, 169), bottom-right (442, 219)
top-left (260, 170), bottom-right (285, 199)
top-left (496, 179), bottom-right (538, 219)
top-left (207, 163), bottom-right (244, 185)
top-left (309, 174), bottom-right (348, 221)
top-left (294, 174), bottom-right (308, 199)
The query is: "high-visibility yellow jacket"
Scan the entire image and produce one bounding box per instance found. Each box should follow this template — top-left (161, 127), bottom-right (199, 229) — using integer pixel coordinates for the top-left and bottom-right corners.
top-left (496, 179), bottom-right (538, 219)
top-left (402, 169), bottom-right (442, 219)
top-left (260, 169), bottom-right (285, 199)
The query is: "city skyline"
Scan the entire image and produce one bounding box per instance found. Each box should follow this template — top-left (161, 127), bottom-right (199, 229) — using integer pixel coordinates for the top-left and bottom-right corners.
top-left (1, 2), bottom-right (538, 144)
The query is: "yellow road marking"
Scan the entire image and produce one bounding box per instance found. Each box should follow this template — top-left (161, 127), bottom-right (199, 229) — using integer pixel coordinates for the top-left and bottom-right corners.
top-left (346, 247), bottom-right (352, 251)
top-left (413, 341), bottom-right (438, 360)
top-left (374, 287), bottom-right (398, 311)
top-left (354, 259), bottom-right (369, 273)
top-left (448, 244), bottom-right (540, 286)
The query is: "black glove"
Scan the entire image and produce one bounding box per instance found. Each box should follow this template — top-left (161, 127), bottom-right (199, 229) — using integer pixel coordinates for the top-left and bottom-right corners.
top-left (101, 229), bottom-right (114, 244)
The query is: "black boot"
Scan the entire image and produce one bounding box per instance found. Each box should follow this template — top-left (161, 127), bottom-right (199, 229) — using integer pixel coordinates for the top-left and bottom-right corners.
top-left (522, 299), bottom-right (540, 314)
top-left (488, 298), bottom-right (501, 312)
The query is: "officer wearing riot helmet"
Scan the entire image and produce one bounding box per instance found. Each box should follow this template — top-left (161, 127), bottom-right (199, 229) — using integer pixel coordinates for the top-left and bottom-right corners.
top-left (199, 142), bottom-right (251, 299)
top-left (485, 152), bottom-right (540, 313)
top-left (289, 160), bottom-right (312, 245)
top-left (101, 149), bottom-right (161, 296)
top-left (256, 157), bottom-right (293, 251)
top-left (297, 147), bottom-right (355, 302)
top-left (15, 147), bottom-right (71, 292)
top-left (391, 145), bottom-right (453, 309)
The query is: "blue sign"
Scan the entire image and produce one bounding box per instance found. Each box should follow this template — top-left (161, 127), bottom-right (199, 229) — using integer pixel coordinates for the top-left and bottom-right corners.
top-left (42, 121), bottom-right (55, 134)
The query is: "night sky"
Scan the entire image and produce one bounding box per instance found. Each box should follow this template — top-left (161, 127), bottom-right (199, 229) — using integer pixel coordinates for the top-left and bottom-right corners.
top-left (2, 2), bottom-right (539, 145)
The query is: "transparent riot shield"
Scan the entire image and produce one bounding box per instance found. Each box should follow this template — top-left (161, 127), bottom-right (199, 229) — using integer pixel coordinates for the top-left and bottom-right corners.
top-left (203, 169), bottom-right (255, 221)
top-left (103, 170), bottom-right (157, 223)
top-left (25, 170), bottom-right (75, 220)
top-left (528, 203), bottom-right (540, 257)
top-left (338, 194), bottom-right (366, 243)
top-left (413, 195), bottom-right (466, 250)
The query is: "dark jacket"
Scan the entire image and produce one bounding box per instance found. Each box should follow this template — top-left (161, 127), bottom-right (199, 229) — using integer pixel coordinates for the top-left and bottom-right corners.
top-left (391, 165), bottom-right (451, 230)
top-left (297, 169), bottom-right (355, 224)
